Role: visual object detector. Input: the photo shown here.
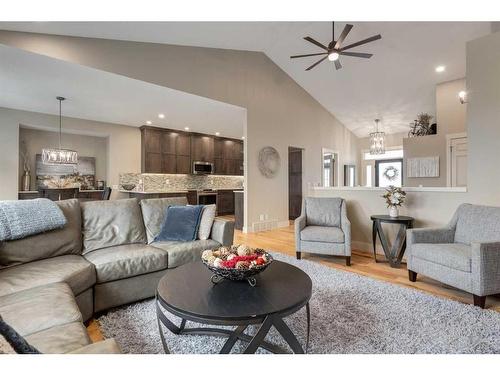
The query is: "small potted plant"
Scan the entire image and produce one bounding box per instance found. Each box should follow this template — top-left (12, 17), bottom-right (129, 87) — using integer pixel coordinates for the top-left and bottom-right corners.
top-left (383, 186), bottom-right (406, 217)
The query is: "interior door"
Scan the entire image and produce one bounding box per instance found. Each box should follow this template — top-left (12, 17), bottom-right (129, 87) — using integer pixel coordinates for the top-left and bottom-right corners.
top-left (450, 137), bottom-right (468, 187)
top-left (288, 147), bottom-right (303, 220)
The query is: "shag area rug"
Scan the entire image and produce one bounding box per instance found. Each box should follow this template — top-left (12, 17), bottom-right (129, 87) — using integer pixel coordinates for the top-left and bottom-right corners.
top-left (98, 252), bottom-right (500, 354)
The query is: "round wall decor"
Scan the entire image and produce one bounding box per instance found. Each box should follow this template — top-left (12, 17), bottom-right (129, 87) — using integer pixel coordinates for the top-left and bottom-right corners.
top-left (258, 146), bottom-right (281, 178)
top-left (383, 166), bottom-right (399, 181)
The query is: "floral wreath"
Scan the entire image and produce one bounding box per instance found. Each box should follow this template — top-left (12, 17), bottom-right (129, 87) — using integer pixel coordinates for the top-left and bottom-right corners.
top-left (383, 166), bottom-right (399, 181)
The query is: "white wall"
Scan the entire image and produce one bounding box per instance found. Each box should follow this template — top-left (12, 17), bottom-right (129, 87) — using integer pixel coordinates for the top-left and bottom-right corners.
top-left (0, 107), bottom-right (141, 200)
top-left (0, 31), bottom-right (360, 231)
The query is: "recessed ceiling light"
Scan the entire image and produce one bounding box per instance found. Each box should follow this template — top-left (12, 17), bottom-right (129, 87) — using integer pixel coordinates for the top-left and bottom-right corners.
top-left (158, 113), bottom-right (165, 119)
top-left (146, 121), bottom-right (152, 125)
top-left (184, 127), bottom-right (190, 131)
top-left (435, 65), bottom-right (445, 73)
top-left (215, 132), bottom-right (220, 136)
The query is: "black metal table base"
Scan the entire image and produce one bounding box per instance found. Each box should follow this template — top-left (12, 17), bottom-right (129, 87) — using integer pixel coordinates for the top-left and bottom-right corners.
top-left (156, 299), bottom-right (310, 354)
top-left (371, 216), bottom-right (414, 268)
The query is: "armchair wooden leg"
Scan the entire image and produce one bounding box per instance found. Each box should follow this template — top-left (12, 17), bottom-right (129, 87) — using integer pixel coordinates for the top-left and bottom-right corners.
top-left (473, 295), bottom-right (486, 309)
top-left (408, 270), bottom-right (417, 282)
top-left (345, 256), bottom-right (351, 266)
top-left (296, 251), bottom-right (301, 260)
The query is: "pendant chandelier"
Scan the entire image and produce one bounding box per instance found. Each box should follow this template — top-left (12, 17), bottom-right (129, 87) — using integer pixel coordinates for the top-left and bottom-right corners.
top-left (369, 119), bottom-right (385, 155)
top-left (42, 97), bottom-right (78, 165)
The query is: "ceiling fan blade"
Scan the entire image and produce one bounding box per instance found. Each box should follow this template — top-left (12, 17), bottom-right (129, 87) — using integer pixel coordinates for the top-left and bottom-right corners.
top-left (340, 51), bottom-right (373, 58)
top-left (306, 56), bottom-right (328, 71)
top-left (340, 34), bottom-right (382, 51)
top-left (303, 36), bottom-right (329, 51)
top-left (334, 59), bottom-right (342, 70)
top-left (290, 52), bottom-right (328, 59)
top-left (334, 24), bottom-right (353, 49)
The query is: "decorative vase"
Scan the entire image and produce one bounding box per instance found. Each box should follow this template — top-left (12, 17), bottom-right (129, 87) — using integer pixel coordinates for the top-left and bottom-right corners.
top-left (389, 206), bottom-right (399, 218)
top-left (21, 172), bottom-right (31, 191)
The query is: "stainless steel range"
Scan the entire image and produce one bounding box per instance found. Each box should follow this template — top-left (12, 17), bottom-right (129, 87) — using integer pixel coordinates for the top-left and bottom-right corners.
top-left (196, 189), bottom-right (217, 206)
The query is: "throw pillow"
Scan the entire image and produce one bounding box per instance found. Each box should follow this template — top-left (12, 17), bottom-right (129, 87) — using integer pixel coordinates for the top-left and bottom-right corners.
top-left (0, 315), bottom-right (40, 354)
top-left (191, 204), bottom-right (216, 240)
top-left (154, 205), bottom-right (204, 242)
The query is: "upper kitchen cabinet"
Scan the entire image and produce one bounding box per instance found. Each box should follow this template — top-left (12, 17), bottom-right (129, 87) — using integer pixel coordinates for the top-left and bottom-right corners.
top-left (191, 134), bottom-right (214, 163)
top-left (141, 126), bottom-right (243, 175)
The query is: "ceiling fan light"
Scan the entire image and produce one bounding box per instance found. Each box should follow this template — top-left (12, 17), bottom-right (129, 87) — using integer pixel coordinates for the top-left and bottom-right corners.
top-left (328, 52), bottom-right (339, 61)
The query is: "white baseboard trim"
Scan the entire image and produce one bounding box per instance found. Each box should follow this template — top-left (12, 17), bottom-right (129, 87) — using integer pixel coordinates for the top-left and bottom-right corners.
top-left (245, 219), bottom-right (290, 233)
top-left (352, 241), bottom-right (385, 255)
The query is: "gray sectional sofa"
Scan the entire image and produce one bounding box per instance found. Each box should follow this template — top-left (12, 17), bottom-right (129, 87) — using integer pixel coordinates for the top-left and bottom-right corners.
top-left (0, 197), bottom-right (234, 353)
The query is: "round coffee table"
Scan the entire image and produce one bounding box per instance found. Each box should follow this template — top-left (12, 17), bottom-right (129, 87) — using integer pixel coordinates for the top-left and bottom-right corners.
top-left (156, 260), bottom-right (312, 354)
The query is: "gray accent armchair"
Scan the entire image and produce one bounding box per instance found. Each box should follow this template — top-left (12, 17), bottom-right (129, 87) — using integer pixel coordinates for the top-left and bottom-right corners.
top-left (407, 203), bottom-right (500, 308)
top-left (295, 197), bottom-right (351, 266)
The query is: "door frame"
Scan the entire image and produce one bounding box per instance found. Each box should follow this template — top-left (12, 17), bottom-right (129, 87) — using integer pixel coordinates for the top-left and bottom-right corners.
top-left (321, 148), bottom-right (340, 187)
top-left (446, 132), bottom-right (467, 187)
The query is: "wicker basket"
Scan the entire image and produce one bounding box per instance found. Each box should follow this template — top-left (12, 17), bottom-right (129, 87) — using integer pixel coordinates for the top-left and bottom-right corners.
top-left (202, 249), bottom-right (273, 286)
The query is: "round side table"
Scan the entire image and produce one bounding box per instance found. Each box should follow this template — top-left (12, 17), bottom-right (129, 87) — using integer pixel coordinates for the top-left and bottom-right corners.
top-left (370, 215), bottom-right (414, 268)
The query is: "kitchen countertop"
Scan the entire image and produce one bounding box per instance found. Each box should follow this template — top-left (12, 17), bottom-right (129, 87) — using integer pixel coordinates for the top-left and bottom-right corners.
top-left (19, 189), bottom-right (104, 193)
top-left (119, 190), bottom-right (188, 194)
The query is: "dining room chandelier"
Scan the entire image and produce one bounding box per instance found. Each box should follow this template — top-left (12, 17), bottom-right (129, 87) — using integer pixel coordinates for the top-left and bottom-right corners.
top-left (42, 97), bottom-right (78, 165)
top-left (369, 119), bottom-right (385, 155)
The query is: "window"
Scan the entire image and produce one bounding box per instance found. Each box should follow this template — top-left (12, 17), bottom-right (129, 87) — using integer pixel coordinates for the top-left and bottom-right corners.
top-left (366, 165), bottom-right (373, 187)
top-left (363, 149), bottom-right (403, 161)
top-left (375, 158), bottom-right (403, 187)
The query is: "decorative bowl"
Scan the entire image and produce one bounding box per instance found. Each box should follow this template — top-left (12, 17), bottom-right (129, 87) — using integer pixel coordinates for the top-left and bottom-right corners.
top-left (201, 245), bottom-right (273, 286)
top-left (121, 184), bottom-right (136, 191)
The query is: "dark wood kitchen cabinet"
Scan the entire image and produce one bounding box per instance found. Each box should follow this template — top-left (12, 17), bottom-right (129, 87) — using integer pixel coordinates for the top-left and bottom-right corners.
top-left (142, 127), bottom-right (192, 174)
top-left (214, 138), bottom-right (244, 176)
top-left (217, 190), bottom-right (235, 215)
top-left (141, 126), bottom-right (243, 175)
top-left (190, 134), bottom-right (214, 163)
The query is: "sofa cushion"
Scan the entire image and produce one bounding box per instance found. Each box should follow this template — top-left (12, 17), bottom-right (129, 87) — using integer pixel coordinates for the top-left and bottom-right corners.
top-left (305, 197), bottom-right (343, 227)
top-left (0, 283), bottom-right (82, 337)
top-left (300, 226), bottom-right (345, 243)
top-left (24, 321), bottom-right (91, 354)
top-left (151, 239), bottom-right (219, 268)
top-left (0, 255), bottom-right (95, 297)
top-left (84, 244), bottom-right (168, 283)
top-left (0, 199), bottom-right (82, 269)
top-left (454, 203), bottom-right (500, 245)
top-left (198, 204), bottom-right (216, 240)
top-left (411, 243), bottom-right (472, 272)
top-left (0, 315), bottom-right (40, 354)
top-left (139, 197), bottom-right (188, 244)
top-left (81, 198), bottom-right (147, 254)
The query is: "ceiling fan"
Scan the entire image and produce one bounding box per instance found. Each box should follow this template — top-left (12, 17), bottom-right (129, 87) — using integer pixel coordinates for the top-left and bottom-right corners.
top-left (290, 22), bottom-right (382, 71)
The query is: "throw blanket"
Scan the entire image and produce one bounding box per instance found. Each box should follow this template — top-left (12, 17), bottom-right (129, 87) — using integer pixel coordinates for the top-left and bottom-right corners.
top-left (0, 198), bottom-right (67, 241)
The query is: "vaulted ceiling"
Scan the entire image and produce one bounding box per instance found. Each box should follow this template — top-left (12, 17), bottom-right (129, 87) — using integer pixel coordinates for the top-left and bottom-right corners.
top-left (0, 22), bottom-right (492, 136)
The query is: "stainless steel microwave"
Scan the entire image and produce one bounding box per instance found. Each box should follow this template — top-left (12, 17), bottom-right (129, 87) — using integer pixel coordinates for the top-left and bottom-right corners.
top-left (192, 161), bottom-right (214, 175)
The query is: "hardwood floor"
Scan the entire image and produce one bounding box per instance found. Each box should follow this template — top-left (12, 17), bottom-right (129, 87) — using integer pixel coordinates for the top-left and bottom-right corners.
top-left (87, 218), bottom-right (500, 343)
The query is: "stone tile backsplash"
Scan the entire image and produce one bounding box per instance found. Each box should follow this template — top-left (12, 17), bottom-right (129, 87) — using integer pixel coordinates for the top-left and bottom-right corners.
top-left (119, 173), bottom-right (244, 191)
